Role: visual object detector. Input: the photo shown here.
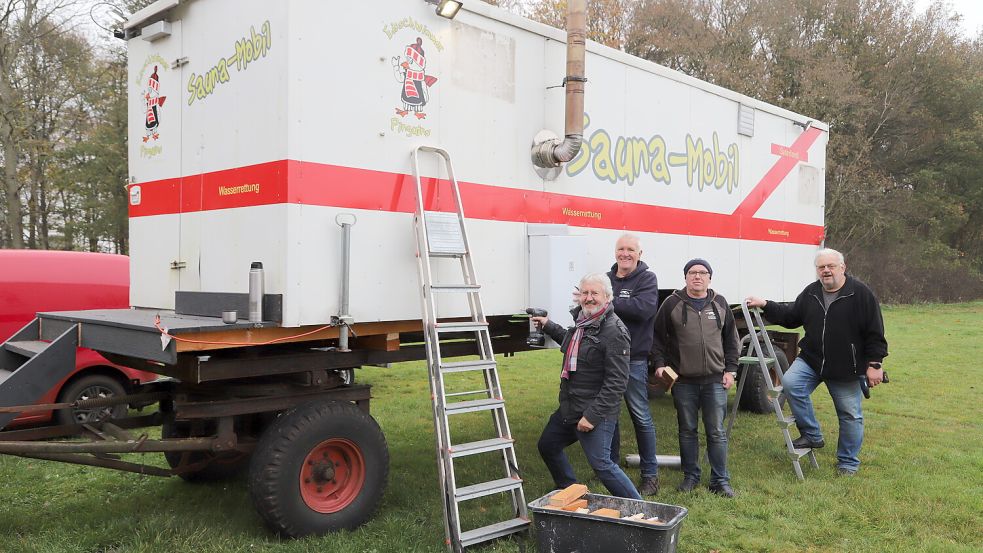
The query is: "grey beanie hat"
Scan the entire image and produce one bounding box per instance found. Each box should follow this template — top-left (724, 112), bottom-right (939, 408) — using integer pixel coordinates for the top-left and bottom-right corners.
top-left (684, 258), bottom-right (712, 277)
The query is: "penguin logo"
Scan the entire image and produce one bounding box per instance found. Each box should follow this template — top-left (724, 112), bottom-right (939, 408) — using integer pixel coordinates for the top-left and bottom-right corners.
top-left (392, 37), bottom-right (438, 119)
top-left (143, 66), bottom-right (167, 142)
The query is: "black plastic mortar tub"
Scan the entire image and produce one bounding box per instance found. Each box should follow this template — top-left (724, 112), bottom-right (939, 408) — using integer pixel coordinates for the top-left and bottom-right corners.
top-left (528, 491), bottom-right (688, 553)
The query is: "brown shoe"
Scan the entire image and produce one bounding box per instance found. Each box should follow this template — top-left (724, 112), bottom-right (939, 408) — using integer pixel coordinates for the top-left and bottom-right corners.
top-left (638, 476), bottom-right (660, 496)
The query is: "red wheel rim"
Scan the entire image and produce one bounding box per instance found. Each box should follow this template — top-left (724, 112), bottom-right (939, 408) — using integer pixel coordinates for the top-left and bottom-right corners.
top-left (299, 438), bottom-right (365, 513)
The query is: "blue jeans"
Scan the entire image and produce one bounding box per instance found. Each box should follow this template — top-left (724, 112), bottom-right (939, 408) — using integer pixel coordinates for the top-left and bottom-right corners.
top-left (783, 357), bottom-right (864, 472)
top-left (672, 381), bottom-right (730, 486)
top-left (538, 409), bottom-right (642, 499)
top-left (611, 360), bottom-right (659, 478)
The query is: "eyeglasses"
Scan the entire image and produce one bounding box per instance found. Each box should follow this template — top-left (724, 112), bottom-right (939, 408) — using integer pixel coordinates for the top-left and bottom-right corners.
top-left (815, 264), bottom-right (840, 271)
top-left (686, 270), bottom-right (710, 277)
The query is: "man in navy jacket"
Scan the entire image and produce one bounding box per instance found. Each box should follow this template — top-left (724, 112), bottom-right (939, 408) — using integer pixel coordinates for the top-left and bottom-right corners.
top-left (606, 234), bottom-right (661, 495)
top-left (747, 248), bottom-right (888, 475)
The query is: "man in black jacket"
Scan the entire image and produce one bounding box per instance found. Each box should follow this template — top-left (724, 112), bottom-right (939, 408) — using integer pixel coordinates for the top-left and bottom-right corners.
top-left (606, 234), bottom-right (661, 495)
top-left (652, 259), bottom-right (739, 497)
top-left (747, 248), bottom-right (888, 475)
top-left (531, 273), bottom-right (642, 499)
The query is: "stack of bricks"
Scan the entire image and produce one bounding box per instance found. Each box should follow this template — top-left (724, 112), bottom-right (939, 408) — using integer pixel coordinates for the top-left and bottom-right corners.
top-left (546, 484), bottom-right (664, 524)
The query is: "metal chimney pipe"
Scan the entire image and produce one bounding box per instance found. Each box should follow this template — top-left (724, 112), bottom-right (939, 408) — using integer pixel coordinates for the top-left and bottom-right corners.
top-left (531, 0), bottom-right (586, 169)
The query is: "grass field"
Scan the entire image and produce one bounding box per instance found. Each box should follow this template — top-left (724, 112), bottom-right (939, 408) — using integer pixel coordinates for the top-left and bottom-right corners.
top-left (0, 302), bottom-right (981, 552)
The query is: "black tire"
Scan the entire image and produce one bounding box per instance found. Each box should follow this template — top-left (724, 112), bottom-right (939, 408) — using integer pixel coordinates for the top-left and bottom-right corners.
top-left (55, 374), bottom-right (128, 426)
top-left (738, 345), bottom-right (790, 414)
top-left (248, 400), bottom-right (389, 538)
top-left (162, 419), bottom-right (252, 482)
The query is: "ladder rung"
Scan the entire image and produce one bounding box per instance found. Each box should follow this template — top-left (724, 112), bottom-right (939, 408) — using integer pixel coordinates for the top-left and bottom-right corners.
top-left (429, 250), bottom-right (466, 258)
top-left (459, 517), bottom-right (530, 548)
top-left (738, 356), bottom-right (776, 365)
top-left (455, 477), bottom-right (523, 502)
top-left (777, 417), bottom-right (795, 428)
top-left (767, 386), bottom-right (784, 397)
top-left (440, 359), bottom-right (496, 373)
top-left (430, 284), bottom-right (481, 293)
top-left (444, 389), bottom-right (490, 398)
top-left (789, 447), bottom-right (814, 458)
top-left (3, 340), bottom-right (47, 358)
top-left (449, 437), bottom-right (514, 458)
top-left (445, 398), bottom-right (505, 415)
top-left (435, 321), bottom-right (488, 333)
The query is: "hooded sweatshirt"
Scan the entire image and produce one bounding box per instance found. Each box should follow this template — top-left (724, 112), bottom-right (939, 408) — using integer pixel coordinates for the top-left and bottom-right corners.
top-left (607, 260), bottom-right (660, 361)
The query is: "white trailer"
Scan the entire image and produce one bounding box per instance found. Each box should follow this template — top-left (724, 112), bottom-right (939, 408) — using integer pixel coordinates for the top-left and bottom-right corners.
top-left (0, 0), bottom-right (828, 548)
top-left (124, 0), bottom-right (827, 331)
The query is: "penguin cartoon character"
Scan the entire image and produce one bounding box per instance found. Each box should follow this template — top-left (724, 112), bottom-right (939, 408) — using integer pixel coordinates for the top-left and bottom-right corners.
top-left (392, 37), bottom-right (437, 119)
top-left (143, 66), bottom-right (167, 142)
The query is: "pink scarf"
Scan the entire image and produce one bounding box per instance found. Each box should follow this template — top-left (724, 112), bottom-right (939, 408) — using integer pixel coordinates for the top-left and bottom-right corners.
top-left (561, 303), bottom-right (608, 379)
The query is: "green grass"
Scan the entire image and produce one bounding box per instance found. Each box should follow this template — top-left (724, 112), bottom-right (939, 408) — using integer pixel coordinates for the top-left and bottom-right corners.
top-left (1, 302), bottom-right (981, 552)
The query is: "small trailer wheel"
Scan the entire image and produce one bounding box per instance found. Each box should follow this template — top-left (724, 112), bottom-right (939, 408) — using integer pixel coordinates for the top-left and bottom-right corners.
top-left (248, 400), bottom-right (389, 538)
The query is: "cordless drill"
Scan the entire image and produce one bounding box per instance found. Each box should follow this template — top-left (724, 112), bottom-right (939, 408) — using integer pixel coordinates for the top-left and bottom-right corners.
top-left (526, 307), bottom-right (548, 347)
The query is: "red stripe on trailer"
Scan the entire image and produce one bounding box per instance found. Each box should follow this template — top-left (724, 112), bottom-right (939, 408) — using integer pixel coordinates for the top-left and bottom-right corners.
top-left (128, 159), bottom-right (823, 245)
top-left (732, 126), bottom-right (823, 218)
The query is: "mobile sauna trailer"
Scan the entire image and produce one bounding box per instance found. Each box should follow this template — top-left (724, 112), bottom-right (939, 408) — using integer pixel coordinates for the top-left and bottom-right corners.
top-left (0, 0), bottom-right (827, 549)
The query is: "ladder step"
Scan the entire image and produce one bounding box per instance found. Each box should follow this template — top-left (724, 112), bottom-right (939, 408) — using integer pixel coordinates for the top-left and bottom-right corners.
top-left (445, 398), bottom-right (505, 415)
top-left (435, 321), bottom-right (488, 333)
top-left (456, 477), bottom-right (523, 502)
top-left (440, 359), bottom-right (496, 373)
top-left (3, 340), bottom-right (47, 358)
top-left (738, 356), bottom-right (775, 365)
top-left (429, 250), bottom-right (466, 258)
top-left (767, 386), bottom-right (784, 398)
top-left (449, 437), bottom-right (515, 458)
top-left (459, 517), bottom-right (530, 548)
top-left (789, 447), bottom-right (814, 458)
top-left (777, 416), bottom-right (796, 428)
top-left (430, 284), bottom-right (481, 293)
top-left (444, 389), bottom-right (490, 398)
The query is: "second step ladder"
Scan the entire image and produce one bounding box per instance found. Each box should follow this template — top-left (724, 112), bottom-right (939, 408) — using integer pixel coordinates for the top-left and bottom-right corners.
top-left (411, 146), bottom-right (529, 553)
top-left (727, 304), bottom-right (818, 480)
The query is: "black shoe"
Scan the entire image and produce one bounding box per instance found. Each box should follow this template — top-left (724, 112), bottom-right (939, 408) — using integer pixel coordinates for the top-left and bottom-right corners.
top-left (836, 467), bottom-right (857, 477)
top-left (709, 483), bottom-right (736, 498)
top-left (676, 478), bottom-right (699, 492)
top-left (792, 435), bottom-right (825, 449)
top-left (638, 476), bottom-right (660, 496)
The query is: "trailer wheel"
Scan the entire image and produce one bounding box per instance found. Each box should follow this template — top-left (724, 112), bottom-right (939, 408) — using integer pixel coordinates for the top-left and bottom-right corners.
top-left (248, 400), bottom-right (389, 538)
top-left (55, 374), bottom-right (128, 426)
top-left (738, 347), bottom-right (789, 414)
top-left (162, 420), bottom-right (251, 482)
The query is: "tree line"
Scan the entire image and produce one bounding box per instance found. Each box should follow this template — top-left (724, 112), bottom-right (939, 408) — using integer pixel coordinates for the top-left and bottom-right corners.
top-left (2, 0), bottom-right (981, 302)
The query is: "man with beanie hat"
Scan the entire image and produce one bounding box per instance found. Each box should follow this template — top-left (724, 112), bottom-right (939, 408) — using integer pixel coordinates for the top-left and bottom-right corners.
top-left (606, 234), bottom-right (661, 495)
top-left (651, 258), bottom-right (739, 497)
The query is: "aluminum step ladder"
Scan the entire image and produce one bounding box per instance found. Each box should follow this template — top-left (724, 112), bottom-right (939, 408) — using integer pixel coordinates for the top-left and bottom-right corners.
top-left (410, 146), bottom-right (529, 552)
top-left (727, 304), bottom-right (818, 480)
top-left (0, 319), bottom-right (80, 429)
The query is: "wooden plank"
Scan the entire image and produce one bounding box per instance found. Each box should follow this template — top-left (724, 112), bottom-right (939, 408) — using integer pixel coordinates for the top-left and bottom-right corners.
top-left (589, 508), bottom-right (621, 518)
top-left (175, 320), bottom-right (422, 353)
top-left (548, 483), bottom-right (588, 507)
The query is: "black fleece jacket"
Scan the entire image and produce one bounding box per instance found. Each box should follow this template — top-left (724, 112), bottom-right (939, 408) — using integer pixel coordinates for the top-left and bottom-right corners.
top-left (763, 274), bottom-right (888, 381)
top-left (607, 261), bottom-right (660, 361)
top-left (542, 304), bottom-right (631, 424)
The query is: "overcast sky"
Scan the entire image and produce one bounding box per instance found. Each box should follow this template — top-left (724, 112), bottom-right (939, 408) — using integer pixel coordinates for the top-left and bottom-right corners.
top-left (913, 0), bottom-right (983, 37)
